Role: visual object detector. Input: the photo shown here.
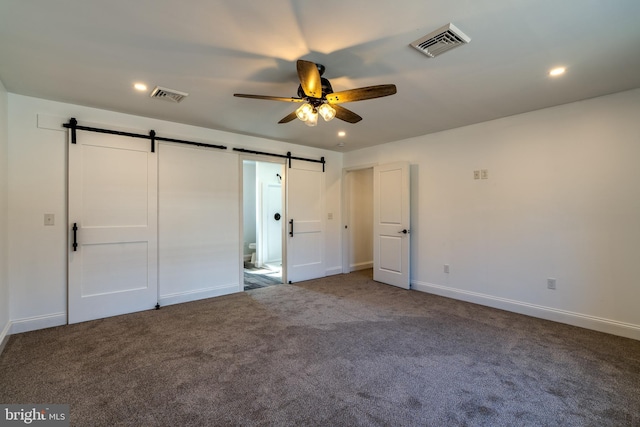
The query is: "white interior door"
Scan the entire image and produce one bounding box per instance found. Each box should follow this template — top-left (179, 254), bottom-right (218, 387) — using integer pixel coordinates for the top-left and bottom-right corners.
top-left (68, 131), bottom-right (158, 324)
top-left (286, 161), bottom-right (325, 282)
top-left (373, 161), bottom-right (410, 289)
top-left (262, 182), bottom-right (282, 265)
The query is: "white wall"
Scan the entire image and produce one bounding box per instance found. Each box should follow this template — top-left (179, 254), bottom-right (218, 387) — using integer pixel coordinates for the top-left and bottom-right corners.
top-left (7, 94), bottom-right (343, 333)
top-left (6, 88), bottom-right (639, 340)
top-left (345, 88), bottom-right (640, 340)
top-left (0, 79), bottom-right (9, 348)
top-left (256, 161), bottom-right (283, 185)
top-left (323, 156), bottom-right (343, 276)
top-left (158, 143), bottom-right (240, 306)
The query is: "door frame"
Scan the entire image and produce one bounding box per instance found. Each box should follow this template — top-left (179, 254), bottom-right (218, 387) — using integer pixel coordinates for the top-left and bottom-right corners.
top-left (239, 155), bottom-right (287, 286)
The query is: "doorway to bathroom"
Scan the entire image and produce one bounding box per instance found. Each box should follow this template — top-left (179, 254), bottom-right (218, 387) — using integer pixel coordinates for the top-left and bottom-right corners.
top-left (242, 160), bottom-right (284, 290)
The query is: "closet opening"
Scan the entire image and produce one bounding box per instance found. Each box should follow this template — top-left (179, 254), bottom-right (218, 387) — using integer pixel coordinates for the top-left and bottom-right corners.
top-left (343, 167), bottom-right (374, 275)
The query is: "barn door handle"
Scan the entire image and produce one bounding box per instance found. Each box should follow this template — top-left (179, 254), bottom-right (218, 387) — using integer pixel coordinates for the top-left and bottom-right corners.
top-left (289, 219), bottom-right (294, 237)
top-left (72, 223), bottom-right (78, 251)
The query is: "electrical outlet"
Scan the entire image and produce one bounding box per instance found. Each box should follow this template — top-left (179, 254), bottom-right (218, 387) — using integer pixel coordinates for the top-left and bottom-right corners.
top-left (481, 169), bottom-right (489, 179)
top-left (44, 213), bottom-right (55, 226)
top-left (473, 170), bottom-right (480, 180)
top-left (547, 278), bottom-right (557, 290)
top-left (444, 264), bottom-right (450, 274)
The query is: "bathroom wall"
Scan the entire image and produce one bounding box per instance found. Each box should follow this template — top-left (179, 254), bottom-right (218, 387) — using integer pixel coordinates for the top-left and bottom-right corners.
top-left (242, 161), bottom-right (256, 260)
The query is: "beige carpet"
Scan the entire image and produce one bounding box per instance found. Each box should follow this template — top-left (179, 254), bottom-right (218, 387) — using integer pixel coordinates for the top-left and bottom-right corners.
top-left (1, 270), bottom-right (639, 426)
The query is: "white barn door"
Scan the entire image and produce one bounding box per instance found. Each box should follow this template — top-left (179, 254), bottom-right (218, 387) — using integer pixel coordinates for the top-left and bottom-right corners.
top-left (158, 144), bottom-right (240, 304)
top-left (68, 132), bottom-right (158, 324)
top-left (373, 161), bottom-right (410, 289)
top-left (286, 161), bottom-right (325, 282)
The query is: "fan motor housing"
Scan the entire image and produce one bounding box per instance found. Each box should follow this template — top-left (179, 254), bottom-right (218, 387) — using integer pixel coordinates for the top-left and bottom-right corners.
top-left (297, 78), bottom-right (333, 100)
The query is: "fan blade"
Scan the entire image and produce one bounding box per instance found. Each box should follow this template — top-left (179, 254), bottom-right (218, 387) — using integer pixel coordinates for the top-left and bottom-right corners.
top-left (333, 105), bottom-right (362, 123)
top-left (278, 111), bottom-right (298, 124)
top-left (325, 84), bottom-right (397, 104)
top-left (297, 60), bottom-right (322, 98)
top-left (234, 94), bottom-right (304, 103)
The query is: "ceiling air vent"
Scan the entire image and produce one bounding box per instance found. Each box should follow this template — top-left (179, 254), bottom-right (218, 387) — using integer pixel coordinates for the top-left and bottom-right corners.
top-left (149, 86), bottom-right (189, 103)
top-left (410, 23), bottom-right (471, 58)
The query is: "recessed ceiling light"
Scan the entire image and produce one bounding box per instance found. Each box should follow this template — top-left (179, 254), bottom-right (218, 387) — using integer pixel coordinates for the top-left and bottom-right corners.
top-left (338, 131), bottom-right (346, 137)
top-left (549, 67), bottom-right (566, 77)
top-left (134, 83), bottom-right (147, 91)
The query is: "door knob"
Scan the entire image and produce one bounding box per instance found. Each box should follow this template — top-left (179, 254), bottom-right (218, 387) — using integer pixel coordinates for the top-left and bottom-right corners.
top-left (274, 213), bottom-right (281, 221)
top-left (398, 229), bottom-right (409, 234)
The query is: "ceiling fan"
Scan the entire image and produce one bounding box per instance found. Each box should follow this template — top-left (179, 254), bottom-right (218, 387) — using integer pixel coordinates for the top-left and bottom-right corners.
top-left (234, 60), bottom-right (397, 126)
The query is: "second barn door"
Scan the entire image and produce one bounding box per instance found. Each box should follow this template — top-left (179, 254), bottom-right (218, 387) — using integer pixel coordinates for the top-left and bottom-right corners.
top-left (286, 160), bottom-right (325, 283)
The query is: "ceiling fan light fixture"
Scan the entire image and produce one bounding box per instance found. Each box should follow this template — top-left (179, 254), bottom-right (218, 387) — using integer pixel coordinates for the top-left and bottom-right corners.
top-left (235, 60), bottom-right (395, 126)
top-left (305, 109), bottom-right (319, 126)
top-left (318, 103), bottom-right (336, 122)
top-left (296, 103), bottom-right (313, 121)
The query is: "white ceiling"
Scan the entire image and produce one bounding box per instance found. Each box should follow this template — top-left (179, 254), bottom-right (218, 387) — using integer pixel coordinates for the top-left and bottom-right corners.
top-left (1, 1), bottom-right (639, 152)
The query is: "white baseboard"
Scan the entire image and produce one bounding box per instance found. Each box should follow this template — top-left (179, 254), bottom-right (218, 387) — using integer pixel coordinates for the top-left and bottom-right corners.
top-left (0, 320), bottom-right (11, 355)
top-left (325, 266), bottom-right (342, 276)
top-left (412, 281), bottom-right (640, 341)
top-left (350, 261), bottom-right (373, 272)
top-left (10, 313), bottom-right (67, 335)
top-left (159, 284), bottom-right (241, 307)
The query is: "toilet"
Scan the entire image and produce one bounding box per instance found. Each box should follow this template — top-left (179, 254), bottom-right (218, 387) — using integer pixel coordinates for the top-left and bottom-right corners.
top-left (248, 243), bottom-right (256, 265)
